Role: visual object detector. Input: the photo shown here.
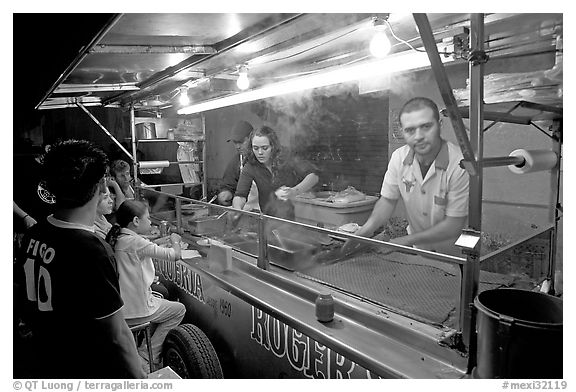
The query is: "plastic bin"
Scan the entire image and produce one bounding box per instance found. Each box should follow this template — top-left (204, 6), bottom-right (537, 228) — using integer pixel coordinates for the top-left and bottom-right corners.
top-left (473, 288), bottom-right (562, 379)
top-left (293, 195), bottom-right (377, 228)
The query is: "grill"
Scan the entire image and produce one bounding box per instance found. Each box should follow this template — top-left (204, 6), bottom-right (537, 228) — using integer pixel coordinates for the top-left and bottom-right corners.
top-left (300, 249), bottom-right (514, 327)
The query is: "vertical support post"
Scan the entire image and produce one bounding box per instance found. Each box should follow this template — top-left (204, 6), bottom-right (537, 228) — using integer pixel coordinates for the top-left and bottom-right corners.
top-left (257, 214), bottom-right (269, 270)
top-left (461, 13), bottom-right (485, 356)
top-left (130, 104), bottom-right (140, 194)
top-left (412, 13), bottom-right (483, 352)
top-left (175, 197), bottom-right (182, 234)
top-left (201, 114), bottom-right (208, 200)
top-left (547, 119), bottom-right (562, 293)
top-left (130, 104), bottom-right (139, 199)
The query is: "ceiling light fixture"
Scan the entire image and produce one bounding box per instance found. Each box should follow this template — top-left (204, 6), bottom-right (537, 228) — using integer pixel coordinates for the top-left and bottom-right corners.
top-left (236, 65), bottom-right (250, 90)
top-left (178, 86), bottom-right (190, 105)
top-left (369, 17), bottom-right (391, 58)
top-left (178, 46), bottom-right (455, 116)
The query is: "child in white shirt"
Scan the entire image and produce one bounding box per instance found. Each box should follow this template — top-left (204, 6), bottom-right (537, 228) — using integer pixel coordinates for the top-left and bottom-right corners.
top-left (106, 200), bottom-right (185, 371)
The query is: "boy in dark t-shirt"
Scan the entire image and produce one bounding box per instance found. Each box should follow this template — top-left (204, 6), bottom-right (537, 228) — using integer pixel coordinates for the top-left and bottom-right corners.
top-left (14, 140), bottom-right (144, 378)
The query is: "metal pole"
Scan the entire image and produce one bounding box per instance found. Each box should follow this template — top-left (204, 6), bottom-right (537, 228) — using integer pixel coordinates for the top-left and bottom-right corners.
top-left (175, 198), bottom-right (183, 234)
top-left (129, 104), bottom-right (139, 199)
top-left (257, 214), bottom-right (269, 270)
top-left (548, 120), bottom-right (562, 293)
top-left (201, 114), bottom-right (208, 200)
top-left (461, 13), bottom-right (485, 358)
top-left (76, 103), bottom-right (133, 161)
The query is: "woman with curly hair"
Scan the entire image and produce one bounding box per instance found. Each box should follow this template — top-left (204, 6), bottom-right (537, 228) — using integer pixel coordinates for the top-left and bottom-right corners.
top-left (232, 125), bottom-right (318, 220)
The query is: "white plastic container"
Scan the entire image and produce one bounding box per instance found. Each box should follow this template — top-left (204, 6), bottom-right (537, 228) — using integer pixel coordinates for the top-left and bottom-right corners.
top-left (293, 195), bottom-right (377, 228)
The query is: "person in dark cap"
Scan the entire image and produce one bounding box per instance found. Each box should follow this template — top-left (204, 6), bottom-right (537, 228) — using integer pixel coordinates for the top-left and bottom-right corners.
top-left (217, 120), bottom-right (259, 208)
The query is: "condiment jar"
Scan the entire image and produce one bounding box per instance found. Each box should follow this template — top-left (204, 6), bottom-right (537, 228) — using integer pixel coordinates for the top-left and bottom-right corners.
top-left (159, 220), bottom-right (170, 237)
top-left (315, 293), bottom-right (335, 323)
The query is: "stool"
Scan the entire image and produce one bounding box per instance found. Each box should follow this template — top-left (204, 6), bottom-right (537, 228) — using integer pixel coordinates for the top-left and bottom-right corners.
top-left (128, 321), bottom-right (154, 373)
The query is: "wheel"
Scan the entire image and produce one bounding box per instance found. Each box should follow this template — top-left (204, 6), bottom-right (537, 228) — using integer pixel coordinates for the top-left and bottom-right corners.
top-left (162, 323), bottom-right (224, 378)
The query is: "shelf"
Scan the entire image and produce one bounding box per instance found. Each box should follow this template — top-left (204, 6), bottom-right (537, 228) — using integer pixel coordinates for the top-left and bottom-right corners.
top-left (124, 138), bottom-right (204, 143)
top-left (441, 101), bottom-right (562, 125)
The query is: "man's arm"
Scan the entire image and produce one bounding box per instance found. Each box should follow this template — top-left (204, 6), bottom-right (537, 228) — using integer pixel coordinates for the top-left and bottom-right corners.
top-left (96, 309), bottom-right (146, 378)
top-left (218, 157), bottom-right (241, 205)
top-left (220, 156), bottom-right (240, 194)
top-left (355, 196), bottom-right (398, 238)
top-left (341, 196), bottom-right (397, 255)
top-left (391, 215), bottom-right (467, 247)
top-left (286, 173), bottom-right (319, 198)
top-left (14, 201), bottom-right (37, 228)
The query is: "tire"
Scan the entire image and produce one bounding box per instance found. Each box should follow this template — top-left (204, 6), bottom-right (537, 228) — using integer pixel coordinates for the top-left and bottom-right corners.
top-left (162, 323), bottom-right (224, 378)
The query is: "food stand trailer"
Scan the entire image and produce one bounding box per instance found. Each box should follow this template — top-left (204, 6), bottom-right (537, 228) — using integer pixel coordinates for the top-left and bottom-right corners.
top-left (32, 13), bottom-right (563, 378)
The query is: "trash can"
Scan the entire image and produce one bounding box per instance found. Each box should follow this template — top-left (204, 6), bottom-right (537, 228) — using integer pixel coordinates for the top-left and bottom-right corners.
top-left (473, 288), bottom-right (562, 379)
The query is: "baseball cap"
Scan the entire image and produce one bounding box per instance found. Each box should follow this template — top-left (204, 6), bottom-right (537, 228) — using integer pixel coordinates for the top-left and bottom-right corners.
top-left (227, 120), bottom-right (253, 143)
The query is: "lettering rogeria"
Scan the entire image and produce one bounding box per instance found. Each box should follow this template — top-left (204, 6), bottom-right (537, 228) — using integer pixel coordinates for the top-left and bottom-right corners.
top-left (250, 307), bottom-right (379, 379)
top-left (154, 259), bottom-right (204, 303)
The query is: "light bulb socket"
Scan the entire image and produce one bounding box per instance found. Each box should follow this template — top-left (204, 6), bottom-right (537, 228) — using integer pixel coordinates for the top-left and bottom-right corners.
top-left (372, 16), bottom-right (386, 28)
top-left (238, 64), bottom-right (249, 74)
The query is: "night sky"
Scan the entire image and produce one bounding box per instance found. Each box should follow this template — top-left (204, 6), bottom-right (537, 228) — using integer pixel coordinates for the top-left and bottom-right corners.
top-left (13, 13), bottom-right (114, 137)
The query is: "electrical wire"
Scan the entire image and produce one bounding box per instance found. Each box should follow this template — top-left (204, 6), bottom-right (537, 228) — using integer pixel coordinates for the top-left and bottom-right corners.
top-left (385, 19), bottom-right (426, 53)
top-left (383, 19), bottom-right (471, 61)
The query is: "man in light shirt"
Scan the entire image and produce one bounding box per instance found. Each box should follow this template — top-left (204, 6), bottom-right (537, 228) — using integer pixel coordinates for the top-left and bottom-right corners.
top-left (344, 97), bottom-right (469, 255)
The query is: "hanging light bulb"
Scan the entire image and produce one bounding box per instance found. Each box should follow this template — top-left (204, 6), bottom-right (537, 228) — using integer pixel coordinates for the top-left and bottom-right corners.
top-left (179, 86), bottom-right (190, 106)
top-left (237, 65), bottom-right (250, 90)
top-left (369, 17), bottom-right (391, 58)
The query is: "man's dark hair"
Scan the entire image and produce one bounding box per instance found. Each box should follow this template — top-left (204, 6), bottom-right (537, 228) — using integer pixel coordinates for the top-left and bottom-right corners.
top-left (398, 97), bottom-right (440, 124)
top-left (41, 139), bottom-right (109, 208)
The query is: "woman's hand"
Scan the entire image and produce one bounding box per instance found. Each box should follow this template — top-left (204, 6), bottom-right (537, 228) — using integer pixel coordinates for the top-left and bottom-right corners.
top-left (275, 186), bottom-right (294, 201)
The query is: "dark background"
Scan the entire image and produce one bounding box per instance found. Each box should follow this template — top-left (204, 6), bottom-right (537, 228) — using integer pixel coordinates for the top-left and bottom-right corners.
top-left (13, 14), bottom-right (115, 222)
top-left (13, 13), bottom-right (114, 137)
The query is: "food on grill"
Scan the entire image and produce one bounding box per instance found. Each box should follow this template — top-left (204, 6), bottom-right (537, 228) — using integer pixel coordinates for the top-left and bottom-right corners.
top-left (338, 222), bottom-right (360, 233)
top-left (329, 186), bottom-right (366, 204)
